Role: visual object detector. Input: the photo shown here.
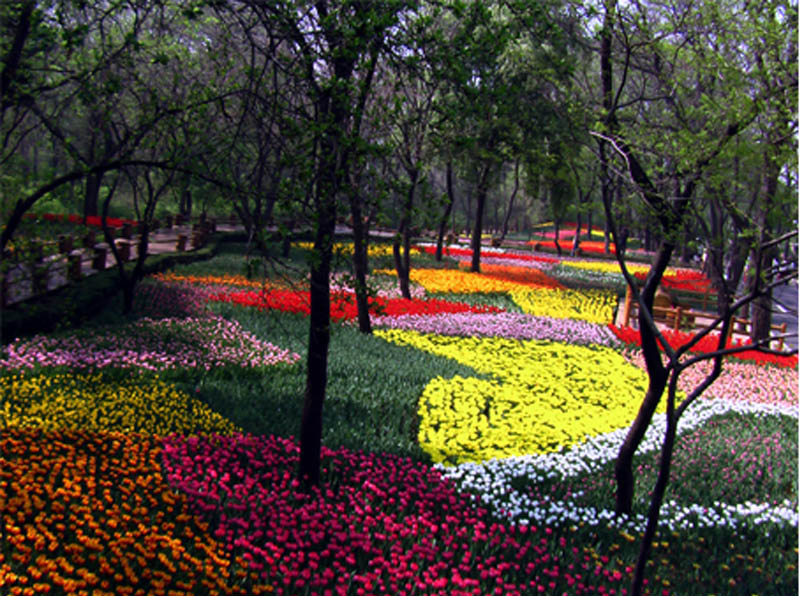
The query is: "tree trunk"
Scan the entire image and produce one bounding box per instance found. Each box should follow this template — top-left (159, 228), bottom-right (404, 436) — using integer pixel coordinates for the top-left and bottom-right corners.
top-left (435, 160), bottom-right (455, 261)
top-left (0, 1), bottom-right (35, 120)
top-left (571, 212), bottom-right (581, 256)
top-left (180, 188), bottom-right (192, 218)
top-left (84, 172), bottom-right (102, 218)
top-left (470, 166), bottom-right (490, 273)
top-left (299, 204), bottom-right (335, 487)
top-left (614, 241), bottom-right (673, 515)
top-left (630, 378), bottom-right (680, 596)
top-left (499, 158), bottom-right (520, 243)
top-left (394, 170), bottom-right (417, 299)
top-left (281, 219), bottom-right (294, 258)
top-left (749, 255), bottom-right (774, 341)
top-left (349, 185), bottom-right (372, 333)
top-left (553, 218), bottom-right (562, 256)
top-left (599, 0), bottom-right (615, 258)
top-left (705, 196), bottom-right (748, 315)
top-left (298, 62), bottom-right (352, 486)
top-left (463, 189), bottom-right (472, 238)
top-left (750, 152), bottom-right (780, 342)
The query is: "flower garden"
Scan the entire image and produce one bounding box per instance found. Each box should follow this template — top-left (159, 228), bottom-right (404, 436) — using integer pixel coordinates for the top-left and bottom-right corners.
top-left (1, 239), bottom-right (797, 595)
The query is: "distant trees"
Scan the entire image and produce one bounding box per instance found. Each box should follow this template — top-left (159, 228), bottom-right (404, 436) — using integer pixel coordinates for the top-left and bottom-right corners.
top-left (0, 1), bottom-right (220, 254)
top-left (429, 0), bottom-right (573, 272)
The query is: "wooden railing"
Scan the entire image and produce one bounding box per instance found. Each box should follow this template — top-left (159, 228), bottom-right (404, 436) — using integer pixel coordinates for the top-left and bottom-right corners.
top-left (1, 218), bottom-right (216, 307)
top-left (621, 285), bottom-right (787, 350)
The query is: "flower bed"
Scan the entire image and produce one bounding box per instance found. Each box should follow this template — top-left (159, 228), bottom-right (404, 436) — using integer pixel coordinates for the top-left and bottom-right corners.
top-left (0, 315), bottom-right (301, 371)
top-left (416, 244), bottom-right (560, 265)
top-left (559, 260), bottom-right (652, 275)
top-left (133, 280), bottom-right (213, 318)
top-left (207, 288), bottom-right (501, 321)
top-left (609, 324), bottom-right (799, 368)
top-left (456, 262), bottom-right (563, 288)
top-left (330, 271), bottom-right (427, 300)
top-left (2, 244), bottom-right (796, 596)
top-left (436, 399), bottom-right (797, 533)
top-left (371, 312), bottom-right (620, 347)
top-left (1, 428), bottom-right (272, 595)
top-left (161, 433), bottom-right (635, 595)
top-left (528, 239), bottom-right (618, 255)
top-left (623, 349), bottom-right (799, 407)
top-left (294, 241), bottom-right (413, 258)
top-left (153, 272), bottom-right (282, 290)
top-left (509, 287), bottom-right (616, 324)
top-left (0, 371), bottom-right (239, 435)
top-left (375, 330), bottom-right (655, 463)
top-left (377, 267), bottom-right (560, 295)
top-left (633, 269), bottom-right (712, 293)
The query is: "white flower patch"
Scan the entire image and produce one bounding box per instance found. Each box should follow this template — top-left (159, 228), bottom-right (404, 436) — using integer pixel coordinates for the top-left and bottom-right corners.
top-left (435, 398), bottom-right (799, 533)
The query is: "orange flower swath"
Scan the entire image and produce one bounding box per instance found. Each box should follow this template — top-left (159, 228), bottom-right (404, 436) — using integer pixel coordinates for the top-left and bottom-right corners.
top-left (456, 262), bottom-right (564, 289)
top-left (528, 239), bottom-right (618, 255)
top-left (527, 239), bottom-right (575, 251)
top-left (152, 272), bottom-right (299, 290)
top-left (0, 428), bottom-right (273, 595)
top-left (578, 240), bottom-right (616, 255)
top-left (376, 268), bottom-right (542, 294)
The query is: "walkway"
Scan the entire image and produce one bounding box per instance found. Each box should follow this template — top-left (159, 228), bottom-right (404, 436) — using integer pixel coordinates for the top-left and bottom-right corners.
top-left (2, 222), bottom-right (241, 307)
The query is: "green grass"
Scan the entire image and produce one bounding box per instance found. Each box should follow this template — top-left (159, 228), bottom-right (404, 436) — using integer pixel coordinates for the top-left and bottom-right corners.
top-left (180, 302), bottom-right (487, 462)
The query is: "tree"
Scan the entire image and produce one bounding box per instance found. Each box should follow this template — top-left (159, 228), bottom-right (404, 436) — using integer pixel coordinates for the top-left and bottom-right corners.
top-left (590, 0), bottom-right (797, 593)
top-left (388, 39), bottom-right (441, 299)
top-left (238, 0), bottom-right (414, 487)
top-left (0, 1), bottom-right (219, 255)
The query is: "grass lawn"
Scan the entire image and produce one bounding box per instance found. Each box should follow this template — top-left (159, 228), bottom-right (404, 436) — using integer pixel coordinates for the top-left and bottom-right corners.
top-left (1, 240), bottom-right (797, 595)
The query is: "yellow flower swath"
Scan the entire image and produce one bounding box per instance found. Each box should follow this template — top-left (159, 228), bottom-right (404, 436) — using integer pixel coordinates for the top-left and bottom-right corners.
top-left (375, 330), bottom-right (663, 464)
top-left (295, 241), bottom-right (411, 258)
top-left (509, 287), bottom-right (616, 324)
top-left (0, 372), bottom-right (239, 436)
top-left (375, 268), bottom-right (527, 294)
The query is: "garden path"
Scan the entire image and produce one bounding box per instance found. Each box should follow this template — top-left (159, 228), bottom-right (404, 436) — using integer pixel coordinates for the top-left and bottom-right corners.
top-left (3, 221), bottom-right (242, 306)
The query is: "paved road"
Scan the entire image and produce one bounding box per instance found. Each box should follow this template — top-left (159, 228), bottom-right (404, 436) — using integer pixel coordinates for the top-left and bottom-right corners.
top-left (772, 281), bottom-right (798, 350)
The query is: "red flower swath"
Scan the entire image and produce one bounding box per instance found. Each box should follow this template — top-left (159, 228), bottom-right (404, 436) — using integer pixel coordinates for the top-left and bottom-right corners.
top-left (527, 239), bottom-right (620, 255)
top-left (162, 433), bottom-right (636, 596)
top-left (609, 324), bottom-right (798, 368)
top-left (207, 288), bottom-right (502, 321)
top-left (25, 212), bottom-right (138, 229)
top-left (634, 269), bottom-right (712, 293)
top-left (536, 223), bottom-right (605, 240)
